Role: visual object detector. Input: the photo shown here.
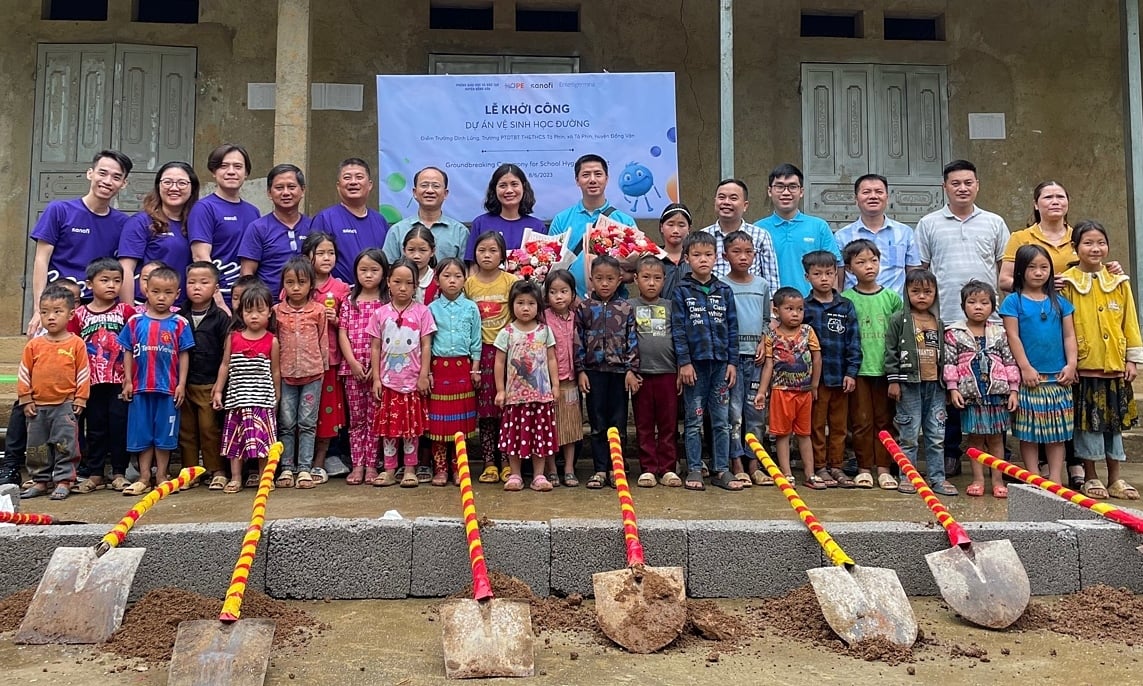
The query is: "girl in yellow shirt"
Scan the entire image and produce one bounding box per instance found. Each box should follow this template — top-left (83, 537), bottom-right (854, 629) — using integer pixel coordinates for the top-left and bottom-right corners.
top-left (1058, 221), bottom-right (1143, 500)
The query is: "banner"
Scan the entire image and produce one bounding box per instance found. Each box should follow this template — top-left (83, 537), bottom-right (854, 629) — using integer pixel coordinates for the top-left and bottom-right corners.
top-left (376, 72), bottom-right (679, 223)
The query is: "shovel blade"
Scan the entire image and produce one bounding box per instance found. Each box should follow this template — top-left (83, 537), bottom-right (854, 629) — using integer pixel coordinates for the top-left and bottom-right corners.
top-left (592, 566), bottom-right (686, 654)
top-left (14, 546), bottom-right (146, 644)
top-left (806, 565), bottom-right (917, 647)
top-left (440, 598), bottom-right (534, 679)
top-left (167, 619), bottom-right (276, 686)
top-left (925, 539), bottom-right (1030, 629)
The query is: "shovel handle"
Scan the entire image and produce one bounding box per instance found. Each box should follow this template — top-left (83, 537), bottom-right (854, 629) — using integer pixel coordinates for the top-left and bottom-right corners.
top-left (98, 466), bottom-right (205, 553)
top-left (0, 512), bottom-right (57, 525)
top-left (747, 433), bottom-right (855, 568)
top-left (220, 442), bottom-right (282, 622)
top-left (607, 427), bottom-right (645, 567)
top-left (968, 448), bottom-right (1143, 534)
top-left (879, 431), bottom-right (972, 548)
top-left (455, 432), bottom-right (494, 601)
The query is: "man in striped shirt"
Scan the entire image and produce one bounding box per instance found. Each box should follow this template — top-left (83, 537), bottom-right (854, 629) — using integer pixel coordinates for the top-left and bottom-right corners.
top-left (702, 179), bottom-right (781, 295)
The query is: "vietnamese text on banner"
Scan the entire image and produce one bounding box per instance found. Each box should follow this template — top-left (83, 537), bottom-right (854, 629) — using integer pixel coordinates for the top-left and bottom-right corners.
top-left (376, 72), bottom-right (680, 223)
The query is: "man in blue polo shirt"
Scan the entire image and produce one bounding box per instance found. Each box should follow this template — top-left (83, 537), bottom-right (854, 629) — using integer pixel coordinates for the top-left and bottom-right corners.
top-left (755, 163), bottom-right (839, 294)
top-left (833, 173), bottom-right (920, 296)
top-left (311, 158), bottom-right (391, 283)
top-left (548, 154), bottom-right (636, 297)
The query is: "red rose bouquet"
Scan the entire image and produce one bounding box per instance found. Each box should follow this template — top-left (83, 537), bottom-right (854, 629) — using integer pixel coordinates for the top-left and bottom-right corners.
top-left (586, 213), bottom-right (665, 266)
top-left (506, 230), bottom-right (573, 283)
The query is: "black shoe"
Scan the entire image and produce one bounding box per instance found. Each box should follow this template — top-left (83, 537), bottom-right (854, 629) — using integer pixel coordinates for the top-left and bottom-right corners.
top-left (0, 467), bottom-right (20, 486)
top-left (944, 455), bottom-right (963, 477)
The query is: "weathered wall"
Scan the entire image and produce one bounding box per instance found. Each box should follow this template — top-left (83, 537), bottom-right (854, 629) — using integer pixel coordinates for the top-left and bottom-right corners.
top-left (0, 0), bottom-right (1130, 333)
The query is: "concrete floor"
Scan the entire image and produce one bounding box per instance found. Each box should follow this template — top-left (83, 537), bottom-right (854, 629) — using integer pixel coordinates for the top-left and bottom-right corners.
top-left (2, 596), bottom-right (1141, 685)
top-left (14, 459), bottom-right (1143, 527)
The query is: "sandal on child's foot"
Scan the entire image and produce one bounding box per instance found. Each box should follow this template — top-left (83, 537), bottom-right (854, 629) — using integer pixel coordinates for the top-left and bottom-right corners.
top-left (364, 466), bottom-right (379, 484)
top-left (992, 483), bottom-right (1009, 499)
top-left (50, 483), bottom-right (71, 500)
top-left (965, 482), bottom-right (985, 497)
top-left (499, 466), bottom-right (512, 483)
top-left (276, 470), bottom-right (295, 489)
top-left (530, 475), bottom-right (553, 492)
top-left (122, 480), bottom-right (152, 496)
top-left (877, 473), bottom-right (899, 490)
top-left (415, 465), bottom-right (432, 484)
top-left (932, 480), bottom-right (959, 496)
top-left (545, 473), bottom-right (561, 488)
top-left (660, 472), bottom-right (683, 487)
top-left (503, 474), bottom-right (524, 491)
top-left (400, 469), bottom-right (419, 488)
top-left (829, 468), bottom-right (855, 489)
top-left (346, 465), bottom-right (365, 485)
top-left (585, 472), bottom-right (607, 489)
top-left (478, 465), bottom-right (500, 483)
top-left (431, 470), bottom-right (449, 487)
top-left (223, 480), bottom-right (242, 494)
top-left (1081, 479), bottom-right (1109, 499)
top-left (853, 472), bottom-right (875, 489)
top-left (804, 474), bottom-right (828, 490)
top-left (734, 472), bottom-right (753, 488)
top-left (562, 473), bottom-right (580, 488)
top-left (637, 472), bottom-right (657, 488)
top-left (244, 473), bottom-right (260, 488)
top-left (295, 471), bottom-right (315, 489)
top-left (814, 469), bottom-right (838, 488)
top-left (684, 471), bottom-right (706, 491)
top-left (1108, 479), bottom-right (1141, 500)
top-left (752, 469), bottom-right (774, 486)
top-left (373, 470), bottom-right (398, 487)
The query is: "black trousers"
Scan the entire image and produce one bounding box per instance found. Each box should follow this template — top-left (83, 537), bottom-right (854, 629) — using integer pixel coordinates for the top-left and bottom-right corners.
top-left (583, 370), bottom-right (629, 473)
top-left (78, 384), bottom-right (129, 478)
top-left (2, 400), bottom-right (26, 471)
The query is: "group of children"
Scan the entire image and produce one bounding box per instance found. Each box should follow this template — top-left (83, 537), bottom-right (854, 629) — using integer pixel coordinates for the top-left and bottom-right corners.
top-left (13, 207), bottom-right (1141, 501)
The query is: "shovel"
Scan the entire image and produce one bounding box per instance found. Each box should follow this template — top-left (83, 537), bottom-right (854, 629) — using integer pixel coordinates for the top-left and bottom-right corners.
top-left (167, 443), bottom-right (283, 686)
top-left (14, 466), bottom-right (205, 645)
top-left (880, 432), bottom-right (1029, 628)
top-left (440, 432), bottom-right (534, 679)
top-left (968, 448), bottom-right (1143, 535)
top-left (0, 512), bottom-right (86, 525)
top-left (593, 426), bottom-right (686, 653)
top-left (747, 433), bottom-right (917, 647)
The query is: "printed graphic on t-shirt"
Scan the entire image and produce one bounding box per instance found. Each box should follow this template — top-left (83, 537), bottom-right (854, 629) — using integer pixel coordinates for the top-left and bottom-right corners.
top-left (634, 304), bottom-right (668, 337)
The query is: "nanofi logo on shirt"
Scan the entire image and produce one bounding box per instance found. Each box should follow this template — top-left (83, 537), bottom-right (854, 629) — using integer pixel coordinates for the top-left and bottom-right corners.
top-left (69, 226), bottom-right (92, 234)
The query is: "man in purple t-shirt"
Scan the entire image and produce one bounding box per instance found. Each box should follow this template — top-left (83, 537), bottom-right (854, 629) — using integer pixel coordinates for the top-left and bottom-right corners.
top-left (27, 149), bottom-right (133, 334)
top-left (310, 158), bottom-right (390, 284)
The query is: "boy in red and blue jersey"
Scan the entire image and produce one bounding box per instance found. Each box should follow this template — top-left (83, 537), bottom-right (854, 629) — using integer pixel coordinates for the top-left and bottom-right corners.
top-left (117, 266), bottom-right (195, 495)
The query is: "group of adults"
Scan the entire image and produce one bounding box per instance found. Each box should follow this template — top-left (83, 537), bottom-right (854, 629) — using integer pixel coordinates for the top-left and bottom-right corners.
top-left (25, 147), bottom-right (1092, 478)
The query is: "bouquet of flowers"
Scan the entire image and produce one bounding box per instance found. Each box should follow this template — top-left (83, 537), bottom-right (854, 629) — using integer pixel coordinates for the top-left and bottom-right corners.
top-left (586, 213), bottom-right (665, 266)
top-left (506, 229), bottom-right (573, 283)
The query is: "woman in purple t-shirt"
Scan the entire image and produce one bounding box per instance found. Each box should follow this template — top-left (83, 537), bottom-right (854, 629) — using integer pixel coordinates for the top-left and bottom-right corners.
top-left (118, 161), bottom-right (199, 304)
top-left (464, 163), bottom-right (547, 260)
top-left (188, 144), bottom-right (261, 304)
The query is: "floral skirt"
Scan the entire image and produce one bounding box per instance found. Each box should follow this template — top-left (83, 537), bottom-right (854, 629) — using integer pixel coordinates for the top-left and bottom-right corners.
top-left (427, 356), bottom-right (477, 442)
top-left (373, 386), bottom-right (428, 439)
top-left (316, 368), bottom-right (346, 439)
top-left (1074, 376), bottom-right (1138, 433)
top-left (498, 401), bottom-right (558, 459)
top-left (476, 343), bottom-right (502, 420)
top-left (1013, 380), bottom-right (1073, 444)
top-left (221, 407), bottom-right (277, 461)
top-left (960, 395), bottom-right (1010, 436)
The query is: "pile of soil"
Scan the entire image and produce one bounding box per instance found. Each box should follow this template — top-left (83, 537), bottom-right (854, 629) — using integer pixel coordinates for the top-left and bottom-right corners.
top-left (0, 588), bottom-right (35, 632)
top-left (104, 588), bottom-right (327, 662)
top-left (447, 571), bottom-right (597, 634)
top-left (1010, 585), bottom-right (1143, 642)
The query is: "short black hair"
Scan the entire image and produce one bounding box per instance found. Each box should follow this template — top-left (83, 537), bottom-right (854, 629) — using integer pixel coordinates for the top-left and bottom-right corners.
top-left (768, 163), bottom-right (803, 186)
top-left (802, 250), bottom-right (837, 272)
top-left (85, 257), bottom-right (123, 281)
top-left (854, 173), bottom-right (888, 194)
top-left (842, 238), bottom-right (880, 265)
top-left (413, 166), bottom-right (449, 188)
top-left (722, 230), bottom-right (753, 250)
top-left (92, 150), bottom-right (133, 176)
top-left (590, 254), bottom-right (622, 274)
top-left (942, 159), bottom-right (977, 180)
top-left (40, 283), bottom-right (77, 309)
top-left (146, 266), bottom-right (180, 286)
top-left (339, 157), bottom-right (372, 178)
top-left (772, 286), bottom-right (804, 307)
top-left (682, 231), bottom-right (718, 255)
top-left (207, 143), bottom-right (252, 174)
top-left (267, 163), bottom-right (305, 189)
top-left (715, 178), bottom-right (749, 199)
top-left (574, 154), bottom-right (608, 176)
top-left (635, 255), bottom-right (666, 274)
top-left (186, 261), bottom-right (221, 282)
top-left (960, 279), bottom-right (996, 312)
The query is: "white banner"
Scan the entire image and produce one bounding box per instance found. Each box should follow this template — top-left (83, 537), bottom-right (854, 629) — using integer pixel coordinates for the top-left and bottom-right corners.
top-left (376, 72), bottom-right (680, 223)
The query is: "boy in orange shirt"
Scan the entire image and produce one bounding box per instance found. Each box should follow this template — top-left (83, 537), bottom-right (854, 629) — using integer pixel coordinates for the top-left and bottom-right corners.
top-left (17, 283), bottom-right (91, 500)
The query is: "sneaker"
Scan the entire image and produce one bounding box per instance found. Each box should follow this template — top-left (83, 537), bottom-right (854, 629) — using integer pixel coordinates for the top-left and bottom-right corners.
top-left (0, 467), bottom-right (21, 487)
top-left (323, 455), bottom-right (350, 478)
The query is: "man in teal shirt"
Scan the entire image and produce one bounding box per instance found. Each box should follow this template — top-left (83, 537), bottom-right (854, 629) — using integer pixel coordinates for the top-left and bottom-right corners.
top-left (548, 154), bottom-right (636, 297)
top-left (755, 163), bottom-right (840, 294)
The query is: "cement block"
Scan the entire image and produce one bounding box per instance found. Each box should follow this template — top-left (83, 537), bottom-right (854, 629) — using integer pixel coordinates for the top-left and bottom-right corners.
top-left (265, 516), bottom-right (412, 599)
top-left (0, 524), bottom-right (107, 595)
top-left (686, 520), bottom-right (820, 598)
top-left (1062, 519), bottom-right (1143, 592)
top-left (809, 522), bottom-right (949, 596)
top-left (121, 522), bottom-right (267, 601)
top-left (1007, 484), bottom-right (1102, 522)
top-left (550, 518), bottom-right (687, 597)
top-left (0, 484), bottom-right (19, 511)
top-left (961, 522), bottom-right (1079, 595)
top-left (410, 517), bottom-right (550, 597)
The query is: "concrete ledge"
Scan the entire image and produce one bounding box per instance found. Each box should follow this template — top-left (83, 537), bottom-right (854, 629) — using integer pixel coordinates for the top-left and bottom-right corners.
top-left (686, 520), bottom-right (820, 598)
top-left (1061, 519), bottom-right (1143, 592)
top-left (550, 518), bottom-right (686, 597)
top-left (812, 522), bottom-right (949, 596)
top-left (265, 517), bottom-right (412, 599)
top-left (410, 517), bottom-right (550, 597)
top-left (122, 522), bottom-right (266, 601)
top-left (1006, 483), bottom-right (1143, 522)
top-left (962, 522), bottom-right (1079, 595)
top-left (0, 524), bottom-right (109, 593)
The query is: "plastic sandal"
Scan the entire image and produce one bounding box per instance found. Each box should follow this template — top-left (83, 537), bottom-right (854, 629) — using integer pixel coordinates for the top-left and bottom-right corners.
top-left (814, 469), bottom-right (838, 488)
top-left (122, 480), bottom-right (152, 496)
top-left (499, 465), bottom-right (512, 483)
top-left (734, 472), bottom-right (753, 488)
top-left (110, 476), bottom-right (131, 491)
top-left (585, 472), bottom-right (607, 489)
top-left (897, 480), bottom-right (918, 494)
top-left (877, 473), bottom-right (899, 490)
top-left (932, 480), bottom-right (959, 496)
top-left (684, 470), bottom-right (706, 491)
top-left (752, 469), bottom-right (774, 486)
top-left (1081, 479), bottom-right (1108, 499)
top-left (478, 465), bottom-right (500, 483)
top-left (562, 473), bottom-right (580, 487)
top-left (71, 478), bottom-right (106, 494)
top-left (431, 470), bottom-right (449, 487)
top-left (1108, 479), bottom-right (1140, 500)
top-left (49, 484), bottom-right (71, 500)
top-left (636, 472), bottom-right (657, 488)
top-left (829, 468), bottom-right (855, 489)
top-left (660, 472), bottom-right (683, 487)
top-left (208, 475), bottom-right (228, 491)
top-left (710, 471), bottom-right (744, 491)
top-left (992, 483), bottom-right (1009, 499)
top-left (245, 472), bottom-right (261, 488)
top-left (503, 474), bottom-right (524, 491)
top-left (804, 475), bottom-right (828, 490)
top-left (373, 470), bottom-right (398, 487)
top-left (295, 471), bottom-right (315, 489)
top-left (223, 480), bottom-right (242, 494)
top-left (346, 465), bottom-right (365, 485)
top-left (545, 473), bottom-right (561, 488)
top-left (400, 469), bottom-right (419, 488)
top-left (530, 475), bottom-right (553, 492)
top-left (276, 470), bottom-right (295, 489)
top-left (310, 467), bottom-right (329, 484)
top-left (965, 482), bottom-right (985, 497)
top-left (853, 472), bottom-right (875, 489)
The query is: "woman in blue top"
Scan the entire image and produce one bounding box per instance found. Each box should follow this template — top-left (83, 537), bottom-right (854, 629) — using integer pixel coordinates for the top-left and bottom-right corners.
top-left (118, 161), bottom-right (199, 304)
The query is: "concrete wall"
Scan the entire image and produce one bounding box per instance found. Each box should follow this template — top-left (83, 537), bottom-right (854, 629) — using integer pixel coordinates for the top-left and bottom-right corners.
top-left (0, 0), bottom-right (1131, 333)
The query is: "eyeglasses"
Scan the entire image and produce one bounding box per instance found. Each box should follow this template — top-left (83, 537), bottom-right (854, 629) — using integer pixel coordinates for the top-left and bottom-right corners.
top-left (416, 182), bottom-right (444, 190)
top-left (160, 179), bottom-right (191, 189)
top-left (771, 183), bottom-right (802, 193)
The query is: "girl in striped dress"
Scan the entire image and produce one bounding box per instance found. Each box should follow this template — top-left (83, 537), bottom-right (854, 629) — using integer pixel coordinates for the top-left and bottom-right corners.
top-left (999, 244), bottom-right (1077, 485)
top-left (212, 281), bottom-right (280, 493)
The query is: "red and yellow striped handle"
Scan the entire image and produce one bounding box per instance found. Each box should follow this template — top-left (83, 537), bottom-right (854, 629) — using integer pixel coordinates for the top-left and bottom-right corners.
top-left (219, 443), bottom-right (282, 622)
top-left (607, 427), bottom-right (645, 567)
top-left (747, 433), bottom-right (855, 568)
top-left (455, 432), bottom-right (493, 601)
top-left (0, 512), bottom-right (76, 525)
top-left (879, 431), bottom-right (972, 548)
top-left (968, 448), bottom-right (1143, 534)
top-left (96, 466), bottom-right (205, 555)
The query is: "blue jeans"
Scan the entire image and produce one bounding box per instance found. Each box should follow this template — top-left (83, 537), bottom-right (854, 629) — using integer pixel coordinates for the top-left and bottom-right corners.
top-left (683, 361), bottom-right (730, 474)
top-left (729, 354), bottom-right (765, 461)
top-left (279, 379), bottom-right (321, 472)
top-left (894, 381), bottom-right (947, 484)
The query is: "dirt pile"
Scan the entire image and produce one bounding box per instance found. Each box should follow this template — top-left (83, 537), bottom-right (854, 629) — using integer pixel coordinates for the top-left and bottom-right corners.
top-left (1009, 585), bottom-right (1143, 642)
top-left (0, 588), bottom-right (35, 632)
top-left (448, 571), bottom-right (597, 633)
top-left (104, 588), bottom-right (326, 662)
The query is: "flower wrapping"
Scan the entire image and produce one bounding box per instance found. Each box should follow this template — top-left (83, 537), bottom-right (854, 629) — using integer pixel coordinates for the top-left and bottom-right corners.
top-left (585, 213), bottom-right (665, 266)
top-left (506, 229), bottom-right (573, 283)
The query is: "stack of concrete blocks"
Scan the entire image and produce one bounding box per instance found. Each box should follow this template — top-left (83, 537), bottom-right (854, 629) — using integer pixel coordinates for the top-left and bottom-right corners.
top-left (0, 486), bottom-right (1140, 599)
